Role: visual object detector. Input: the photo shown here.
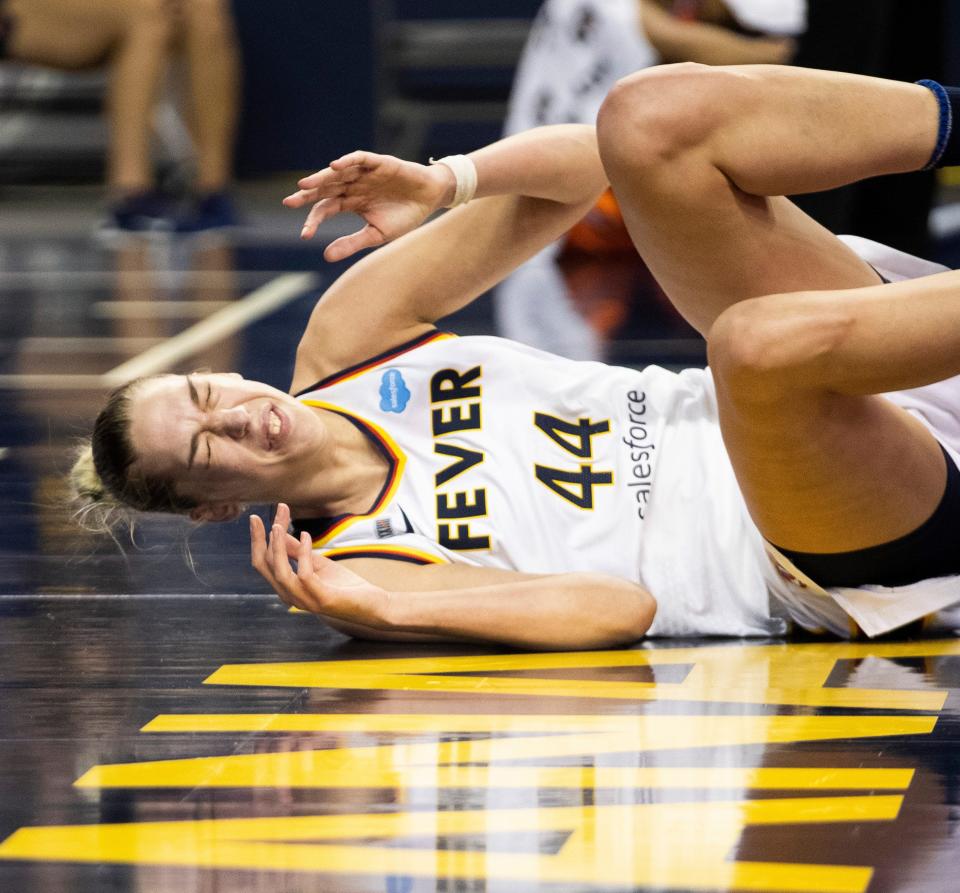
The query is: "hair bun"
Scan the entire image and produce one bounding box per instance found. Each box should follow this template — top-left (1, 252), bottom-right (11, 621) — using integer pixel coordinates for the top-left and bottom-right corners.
top-left (70, 444), bottom-right (106, 502)
top-left (69, 441), bottom-right (133, 535)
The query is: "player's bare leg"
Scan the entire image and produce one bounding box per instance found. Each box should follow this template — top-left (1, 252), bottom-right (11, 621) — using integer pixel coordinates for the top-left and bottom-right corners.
top-left (596, 64), bottom-right (951, 558)
top-left (105, 0), bottom-right (175, 194)
top-left (7, 0), bottom-right (175, 195)
top-left (179, 0), bottom-right (239, 194)
top-left (595, 64), bottom-right (936, 334)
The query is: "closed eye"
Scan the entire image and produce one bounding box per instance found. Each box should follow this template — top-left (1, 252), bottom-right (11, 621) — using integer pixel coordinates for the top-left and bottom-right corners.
top-left (187, 377), bottom-right (217, 470)
top-left (187, 378), bottom-right (202, 469)
top-left (205, 384), bottom-right (218, 468)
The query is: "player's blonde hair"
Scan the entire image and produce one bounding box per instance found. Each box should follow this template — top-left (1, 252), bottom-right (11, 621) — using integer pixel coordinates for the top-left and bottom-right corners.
top-left (69, 377), bottom-right (197, 534)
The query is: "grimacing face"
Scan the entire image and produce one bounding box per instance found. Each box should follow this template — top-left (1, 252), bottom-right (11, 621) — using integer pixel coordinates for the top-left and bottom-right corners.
top-left (126, 373), bottom-right (330, 513)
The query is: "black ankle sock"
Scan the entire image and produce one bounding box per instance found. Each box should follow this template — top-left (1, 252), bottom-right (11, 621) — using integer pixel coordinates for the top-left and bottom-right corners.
top-left (916, 79), bottom-right (960, 169)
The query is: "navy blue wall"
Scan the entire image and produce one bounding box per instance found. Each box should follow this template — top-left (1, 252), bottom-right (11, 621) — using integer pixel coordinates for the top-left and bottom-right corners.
top-left (230, 1), bottom-right (542, 175)
top-left (232, 1), bottom-right (374, 175)
top-left (950, 1), bottom-right (960, 83)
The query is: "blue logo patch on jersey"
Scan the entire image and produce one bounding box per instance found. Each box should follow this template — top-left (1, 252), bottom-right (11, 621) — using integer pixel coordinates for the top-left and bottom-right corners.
top-left (379, 368), bottom-right (411, 413)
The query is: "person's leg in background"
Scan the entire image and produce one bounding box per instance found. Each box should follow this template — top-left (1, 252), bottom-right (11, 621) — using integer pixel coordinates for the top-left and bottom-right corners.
top-left (5, 0), bottom-right (177, 229)
top-left (4, 0), bottom-right (243, 232)
top-left (177, 0), bottom-right (241, 231)
top-left (104, 0), bottom-right (178, 227)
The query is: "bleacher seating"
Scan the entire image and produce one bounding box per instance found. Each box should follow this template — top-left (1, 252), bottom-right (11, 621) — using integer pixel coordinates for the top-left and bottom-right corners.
top-left (371, 0), bottom-right (534, 160)
top-left (0, 63), bottom-right (193, 185)
top-left (0, 64), bottom-right (107, 182)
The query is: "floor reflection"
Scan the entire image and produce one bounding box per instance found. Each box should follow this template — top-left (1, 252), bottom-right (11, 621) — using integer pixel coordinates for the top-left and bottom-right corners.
top-left (494, 192), bottom-right (704, 369)
top-left (3, 629), bottom-right (958, 891)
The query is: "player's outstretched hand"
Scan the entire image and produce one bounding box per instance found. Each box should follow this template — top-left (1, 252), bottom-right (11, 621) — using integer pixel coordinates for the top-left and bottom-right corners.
top-left (250, 503), bottom-right (391, 627)
top-left (283, 151), bottom-right (455, 262)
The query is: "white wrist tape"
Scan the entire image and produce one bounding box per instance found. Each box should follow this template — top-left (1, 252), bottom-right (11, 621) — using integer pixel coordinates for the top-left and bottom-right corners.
top-left (429, 154), bottom-right (478, 208)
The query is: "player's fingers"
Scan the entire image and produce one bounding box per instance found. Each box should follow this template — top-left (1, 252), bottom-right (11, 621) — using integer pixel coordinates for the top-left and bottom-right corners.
top-left (268, 523), bottom-right (305, 607)
top-left (282, 188), bottom-right (321, 208)
top-left (250, 515), bottom-right (289, 601)
top-left (297, 162), bottom-right (361, 190)
top-left (327, 150), bottom-right (382, 174)
top-left (296, 532), bottom-right (320, 588)
top-left (296, 164), bottom-right (344, 189)
top-left (324, 225), bottom-right (385, 262)
top-left (269, 524), bottom-right (292, 580)
top-left (297, 163), bottom-right (358, 193)
top-left (284, 530), bottom-right (305, 560)
top-left (263, 521), bottom-right (292, 591)
top-left (297, 532), bottom-right (340, 612)
top-left (300, 199), bottom-right (340, 240)
top-left (271, 504), bottom-right (307, 563)
top-left (250, 513), bottom-right (269, 573)
top-left (273, 502), bottom-right (291, 530)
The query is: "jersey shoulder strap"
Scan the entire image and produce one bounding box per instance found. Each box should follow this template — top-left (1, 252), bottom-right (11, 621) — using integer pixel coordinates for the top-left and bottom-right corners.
top-left (294, 329), bottom-right (456, 395)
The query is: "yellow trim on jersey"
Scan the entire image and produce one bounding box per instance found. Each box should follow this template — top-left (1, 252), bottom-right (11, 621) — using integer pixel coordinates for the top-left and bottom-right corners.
top-left (322, 545), bottom-right (447, 564)
top-left (327, 331), bottom-right (457, 388)
top-left (298, 399), bottom-right (407, 547)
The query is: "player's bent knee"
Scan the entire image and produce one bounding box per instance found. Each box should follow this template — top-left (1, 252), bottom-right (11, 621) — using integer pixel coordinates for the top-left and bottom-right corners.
top-left (708, 296), bottom-right (852, 406)
top-left (707, 301), bottom-right (774, 404)
top-left (596, 63), bottom-right (728, 173)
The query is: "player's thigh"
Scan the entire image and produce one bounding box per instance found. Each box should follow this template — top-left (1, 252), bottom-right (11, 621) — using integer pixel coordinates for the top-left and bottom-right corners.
top-left (716, 387), bottom-right (948, 554)
top-left (608, 150), bottom-right (880, 337)
top-left (595, 68), bottom-right (883, 336)
top-left (6, 0), bottom-right (123, 67)
top-left (4, 0), bottom-right (170, 68)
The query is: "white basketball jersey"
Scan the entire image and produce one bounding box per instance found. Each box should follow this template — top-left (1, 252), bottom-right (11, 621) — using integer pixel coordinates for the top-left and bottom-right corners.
top-left (503, 0), bottom-right (658, 136)
top-left (293, 238), bottom-right (960, 640)
top-left (294, 331), bottom-right (785, 638)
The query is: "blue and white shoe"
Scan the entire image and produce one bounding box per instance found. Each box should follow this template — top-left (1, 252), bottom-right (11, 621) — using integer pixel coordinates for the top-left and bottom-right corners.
top-left (98, 191), bottom-right (176, 239)
top-left (176, 192), bottom-right (240, 234)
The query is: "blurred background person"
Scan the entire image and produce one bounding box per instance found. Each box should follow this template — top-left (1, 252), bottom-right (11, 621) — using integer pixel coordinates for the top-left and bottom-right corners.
top-left (0, 0), bottom-right (241, 233)
top-left (497, 0), bottom-right (802, 362)
top-left (504, 0), bottom-right (799, 136)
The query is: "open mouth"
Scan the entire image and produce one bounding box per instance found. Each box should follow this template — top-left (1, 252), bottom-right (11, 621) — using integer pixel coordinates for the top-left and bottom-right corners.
top-left (263, 404), bottom-right (288, 450)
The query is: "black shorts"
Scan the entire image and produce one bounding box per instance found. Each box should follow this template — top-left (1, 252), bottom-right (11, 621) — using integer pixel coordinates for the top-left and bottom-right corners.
top-left (775, 443), bottom-right (960, 587)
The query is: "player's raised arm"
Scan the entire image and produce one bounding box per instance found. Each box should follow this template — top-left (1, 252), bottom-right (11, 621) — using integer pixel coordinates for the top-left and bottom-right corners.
top-left (285, 126), bottom-right (608, 387)
top-left (284, 124), bottom-right (605, 256)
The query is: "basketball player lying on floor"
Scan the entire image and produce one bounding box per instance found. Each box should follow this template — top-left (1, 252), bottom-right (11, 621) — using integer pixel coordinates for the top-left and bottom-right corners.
top-left (72, 64), bottom-right (960, 649)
